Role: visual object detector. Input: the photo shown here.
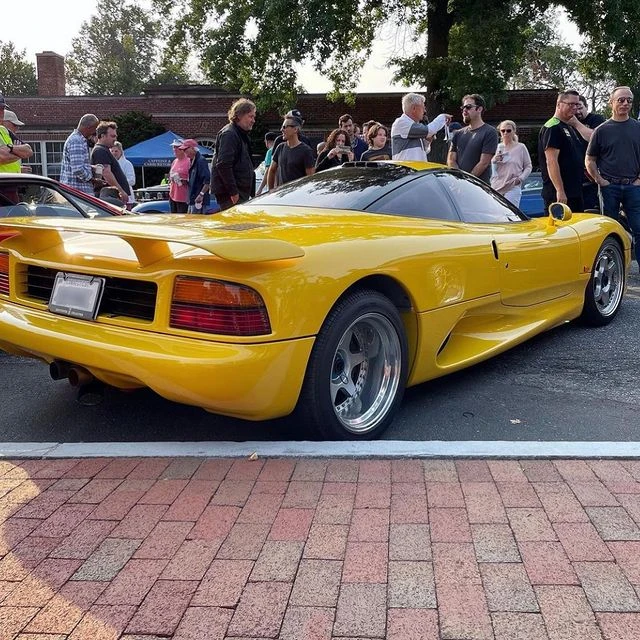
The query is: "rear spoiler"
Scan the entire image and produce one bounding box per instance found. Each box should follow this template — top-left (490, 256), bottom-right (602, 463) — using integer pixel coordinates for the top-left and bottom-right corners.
top-left (0, 218), bottom-right (305, 267)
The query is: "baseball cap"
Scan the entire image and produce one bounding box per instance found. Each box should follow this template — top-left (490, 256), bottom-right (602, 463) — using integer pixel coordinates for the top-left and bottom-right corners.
top-left (170, 138), bottom-right (184, 147)
top-left (3, 110), bottom-right (24, 126)
top-left (285, 109), bottom-right (303, 121)
top-left (178, 138), bottom-right (199, 150)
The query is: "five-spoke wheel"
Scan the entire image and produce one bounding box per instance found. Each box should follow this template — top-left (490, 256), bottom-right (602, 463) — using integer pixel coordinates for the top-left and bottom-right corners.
top-left (297, 289), bottom-right (408, 439)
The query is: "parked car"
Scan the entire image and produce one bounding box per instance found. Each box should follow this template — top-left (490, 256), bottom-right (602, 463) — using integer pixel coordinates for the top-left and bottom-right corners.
top-left (0, 174), bottom-right (129, 219)
top-left (0, 162), bottom-right (630, 439)
top-left (519, 171), bottom-right (545, 217)
top-left (132, 185), bottom-right (221, 214)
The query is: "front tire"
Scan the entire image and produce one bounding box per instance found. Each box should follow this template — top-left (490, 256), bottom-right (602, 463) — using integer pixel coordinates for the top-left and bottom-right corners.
top-left (580, 237), bottom-right (625, 326)
top-left (297, 289), bottom-right (408, 440)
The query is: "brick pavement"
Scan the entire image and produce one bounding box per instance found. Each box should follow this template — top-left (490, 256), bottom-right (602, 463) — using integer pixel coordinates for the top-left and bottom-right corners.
top-left (2, 457), bottom-right (640, 638)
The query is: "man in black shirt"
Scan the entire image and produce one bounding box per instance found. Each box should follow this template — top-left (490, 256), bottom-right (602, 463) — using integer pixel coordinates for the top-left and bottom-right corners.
top-left (210, 98), bottom-right (256, 211)
top-left (90, 121), bottom-right (130, 204)
top-left (586, 86), bottom-right (640, 255)
top-left (538, 90), bottom-right (593, 212)
top-left (577, 95), bottom-right (606, 209)
top-left (267, 116), bottom-right (315, 188)
top-left (270, 109), bottom-right (315, 158)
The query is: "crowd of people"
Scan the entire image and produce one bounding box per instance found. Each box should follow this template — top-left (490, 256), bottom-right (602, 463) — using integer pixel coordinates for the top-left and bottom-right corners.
top-left (3, 85), bottom-right (640, 250)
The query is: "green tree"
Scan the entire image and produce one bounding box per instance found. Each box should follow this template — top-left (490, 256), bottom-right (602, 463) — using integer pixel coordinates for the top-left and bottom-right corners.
top-left (107, 111), bottom-right (165, 148)
top-left (153, 0), bottom-right (640, 116)
top-left (0, 41), bottom-right (37, 95)
top-left (66, 0), bottom-right (162, 94)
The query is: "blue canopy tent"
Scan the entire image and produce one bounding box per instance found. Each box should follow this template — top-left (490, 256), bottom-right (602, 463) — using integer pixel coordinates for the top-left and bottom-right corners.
top-left (124, 131), bottom-right (212, 186)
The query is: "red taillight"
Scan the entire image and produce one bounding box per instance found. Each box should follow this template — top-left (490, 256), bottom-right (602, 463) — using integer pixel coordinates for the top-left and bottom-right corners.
top-left (0, 253), bottom-right (9, 295)
top-left (170, 276), bottom-right (271, 336)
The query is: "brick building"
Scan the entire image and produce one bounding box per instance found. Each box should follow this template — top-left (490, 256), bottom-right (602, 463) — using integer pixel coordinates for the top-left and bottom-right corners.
top-left (6, 51), bottom-right (558, 179)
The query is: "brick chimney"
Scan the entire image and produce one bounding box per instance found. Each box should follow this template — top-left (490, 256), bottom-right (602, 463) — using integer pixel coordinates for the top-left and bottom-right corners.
top-left (36, 52), bottom-right (66, 96)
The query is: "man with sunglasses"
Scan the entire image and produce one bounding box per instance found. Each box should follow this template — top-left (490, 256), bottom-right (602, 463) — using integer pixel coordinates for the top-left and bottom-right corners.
top-left (538, 89), bottom-right (593, 213)
top-left (586, 86), bottom-right (640, 255)
top-left (267, 116), bottom-right (315, 189)
top-left (447, 94), bottom-right (498, 183)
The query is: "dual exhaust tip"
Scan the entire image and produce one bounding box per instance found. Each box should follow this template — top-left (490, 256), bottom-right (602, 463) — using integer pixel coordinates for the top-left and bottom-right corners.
top-left (49, 360), bottom-right (104, 405)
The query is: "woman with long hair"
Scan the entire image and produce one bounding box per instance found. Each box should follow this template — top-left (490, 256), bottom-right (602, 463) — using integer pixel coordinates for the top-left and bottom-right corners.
top-left (490, 120), bottom-right (532, 207)
top-left (315, 129), bottom-right (354, 172)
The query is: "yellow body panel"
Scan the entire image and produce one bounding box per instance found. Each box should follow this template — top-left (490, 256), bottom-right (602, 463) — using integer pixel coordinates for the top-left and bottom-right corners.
top-left (0, 187), bottom-right (631, 421)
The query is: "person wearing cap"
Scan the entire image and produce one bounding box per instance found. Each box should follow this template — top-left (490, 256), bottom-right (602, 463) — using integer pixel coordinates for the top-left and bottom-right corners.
top-left (0, 96), bottom-right (33, 173)
top-left (180, 139), bottom-right (211, 213)
top-left (267, 115), bottom-right (316, 189)
top-left (270, 109), bottom-right (315, 164)
top-left (210, 98), bottom-right (257, 211)
top-left (168, 139), bottom-right (190, 213)
top-left (60, 114), bottom-right (101, 194)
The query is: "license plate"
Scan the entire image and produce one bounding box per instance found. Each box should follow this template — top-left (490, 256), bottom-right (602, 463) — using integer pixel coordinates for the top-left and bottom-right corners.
top-left (49, 273), bottom-right (105, 321)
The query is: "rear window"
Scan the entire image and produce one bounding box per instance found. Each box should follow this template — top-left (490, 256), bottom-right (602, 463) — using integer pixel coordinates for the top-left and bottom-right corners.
top-left (251, 164), bottom-right (416, 211)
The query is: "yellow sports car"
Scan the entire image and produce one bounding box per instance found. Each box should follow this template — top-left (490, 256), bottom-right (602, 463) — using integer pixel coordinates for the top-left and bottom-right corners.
top-left (0, 163), bottom-right (631, 439)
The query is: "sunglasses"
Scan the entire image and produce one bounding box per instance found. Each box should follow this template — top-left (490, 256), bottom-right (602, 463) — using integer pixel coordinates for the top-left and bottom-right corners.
top-left (616, 97), bottom-right (633, 103)
top-left (281, 124), bottom-right (296, 130)
top-left (500, 128), bottom-right (513, 133)
top-left (461, 104), bottom-right (477, 110)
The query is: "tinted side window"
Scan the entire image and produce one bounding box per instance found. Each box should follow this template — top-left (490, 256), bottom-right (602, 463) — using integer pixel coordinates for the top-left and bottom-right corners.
top-left (0, 184), bottom-right (84, 218)
top-left (365, 174), bottom-right (460, 221)
top-left (437, 172), bottom-right (524, 223)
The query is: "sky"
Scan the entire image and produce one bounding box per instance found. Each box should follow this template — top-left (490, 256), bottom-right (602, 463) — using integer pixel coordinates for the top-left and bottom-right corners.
top-left (5, 0), bottom-right (581, 94)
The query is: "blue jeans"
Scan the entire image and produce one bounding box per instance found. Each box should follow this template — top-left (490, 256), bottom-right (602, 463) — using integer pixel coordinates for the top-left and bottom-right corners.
top-left (600, 183), bottom-right (640, 258)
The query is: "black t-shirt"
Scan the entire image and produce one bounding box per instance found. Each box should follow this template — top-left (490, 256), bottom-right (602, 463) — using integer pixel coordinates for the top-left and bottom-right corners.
top-left (272, 133), bottom-right (315, 157)
top-left (538, 117), bottom-right (584, 201)
top-left (360, 146), bottom-right (392, 161)
top-left (273, 142), bottom-right (316, 185)
top-left (583, 113), bottom-right (606, 130)
top-left (90, 144), bottom-right (131, 196)
top-left (587, 118), bottom-right (640, 180)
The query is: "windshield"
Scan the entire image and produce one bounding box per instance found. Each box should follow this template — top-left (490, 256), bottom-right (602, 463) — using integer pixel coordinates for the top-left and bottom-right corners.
top-left (251, 164), bottom-right (416, 211)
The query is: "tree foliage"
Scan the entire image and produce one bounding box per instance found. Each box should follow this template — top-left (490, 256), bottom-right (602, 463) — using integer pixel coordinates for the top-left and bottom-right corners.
top-left (152, 0), bottom-right (640, 114)
top-left (66, 0), bottom-right (164, 94)
top-left (0, 41), bottom-right (37, 95)
top-left (107, 111), bottom-right (165, 148)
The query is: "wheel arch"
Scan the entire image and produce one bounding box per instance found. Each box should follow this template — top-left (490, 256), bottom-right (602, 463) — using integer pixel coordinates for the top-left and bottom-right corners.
top-left (336, 274), bottom-right (419, 372)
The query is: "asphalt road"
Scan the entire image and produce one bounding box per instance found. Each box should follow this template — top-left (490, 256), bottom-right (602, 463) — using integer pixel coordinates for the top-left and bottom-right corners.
top-left (2, 272), bottom-right (639, 443)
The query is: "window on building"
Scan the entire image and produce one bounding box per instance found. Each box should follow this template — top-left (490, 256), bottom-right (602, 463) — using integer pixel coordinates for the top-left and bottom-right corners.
top-left (21, 141), bottom-right (66, 179)
top-left (45, 142), bottom-right (64, 181)
top-left (23, 141), bottom-right (43, 175)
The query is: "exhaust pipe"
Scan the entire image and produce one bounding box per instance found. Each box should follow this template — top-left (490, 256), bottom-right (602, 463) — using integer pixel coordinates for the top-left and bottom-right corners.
top-left (68, 366), bottom-right (94, 388)
top-left (49, 360), bottom-right (71, 381)
top-left (77, 380), bottom-right (105, 406)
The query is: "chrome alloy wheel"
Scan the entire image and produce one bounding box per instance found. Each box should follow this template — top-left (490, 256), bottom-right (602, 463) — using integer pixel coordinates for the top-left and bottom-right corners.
top-left (592, 245), bottom-right (624, 317)
top-left (329, 312), bottom-right (403, 435)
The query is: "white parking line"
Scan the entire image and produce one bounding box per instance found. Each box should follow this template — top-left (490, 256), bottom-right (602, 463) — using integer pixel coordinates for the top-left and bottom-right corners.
top-left (1, 441), bottom-right (640, 459)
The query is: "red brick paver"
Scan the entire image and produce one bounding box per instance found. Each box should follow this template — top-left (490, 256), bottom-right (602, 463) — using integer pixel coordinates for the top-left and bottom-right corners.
top-left (5, 456), bottom-right (640, 639)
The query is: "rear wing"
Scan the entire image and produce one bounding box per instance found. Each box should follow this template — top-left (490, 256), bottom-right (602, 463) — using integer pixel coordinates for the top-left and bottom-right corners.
top-left (0, 218), bottom-right (305, 267)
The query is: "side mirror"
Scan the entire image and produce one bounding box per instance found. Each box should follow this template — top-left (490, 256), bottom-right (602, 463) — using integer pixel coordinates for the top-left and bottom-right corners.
top-left (548, 202), bottom-right (573, 225)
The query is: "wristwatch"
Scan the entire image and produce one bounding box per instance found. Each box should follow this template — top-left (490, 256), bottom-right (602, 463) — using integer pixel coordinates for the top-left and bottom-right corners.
top-left (7, 144), bottom-right (14, 154)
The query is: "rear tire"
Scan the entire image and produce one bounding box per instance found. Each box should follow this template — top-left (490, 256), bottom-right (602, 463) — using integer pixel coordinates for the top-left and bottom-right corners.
top-left (580, 237), bottom-right (625, 326)
top-left (296, 289), bottom-right (408, 440)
